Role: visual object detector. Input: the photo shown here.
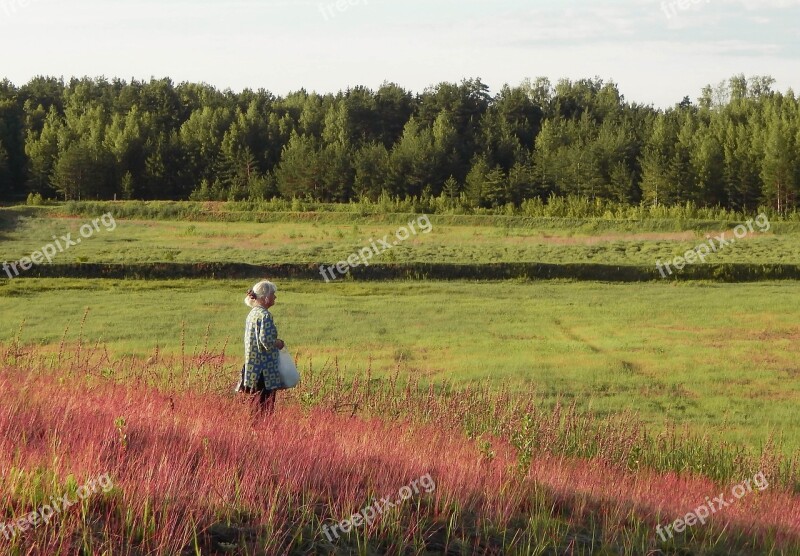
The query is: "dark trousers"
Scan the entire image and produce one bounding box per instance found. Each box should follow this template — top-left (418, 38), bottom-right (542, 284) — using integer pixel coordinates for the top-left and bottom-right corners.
top-left (254, 386), bottom-right (276, 415)
top-left (239, 373), bottom-right (276, 416)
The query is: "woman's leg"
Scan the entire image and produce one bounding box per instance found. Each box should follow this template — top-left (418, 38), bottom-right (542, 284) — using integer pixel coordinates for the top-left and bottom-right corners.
top-left (249, 376), bottom-right (276, 417)
top-left (259, 389), bottom-right (276, 415)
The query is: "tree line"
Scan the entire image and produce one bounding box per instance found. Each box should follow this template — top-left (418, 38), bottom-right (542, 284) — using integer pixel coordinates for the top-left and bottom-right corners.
top-left (0, 74), bottom-right (797, 212)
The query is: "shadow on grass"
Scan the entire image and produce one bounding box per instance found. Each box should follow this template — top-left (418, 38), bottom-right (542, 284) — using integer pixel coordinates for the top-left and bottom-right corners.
top-left (0, 206), bottom-right (41, 241)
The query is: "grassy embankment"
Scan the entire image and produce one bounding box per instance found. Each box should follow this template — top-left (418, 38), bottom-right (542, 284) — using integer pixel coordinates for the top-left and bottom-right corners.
top-left (3, 204), bottom-right (800, 268)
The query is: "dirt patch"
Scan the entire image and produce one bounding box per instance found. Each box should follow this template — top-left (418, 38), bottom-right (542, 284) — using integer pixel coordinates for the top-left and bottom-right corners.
top-left (506, 230), bottom-right (763, 246)
top-left (515, 232), bottom-right (699, 245)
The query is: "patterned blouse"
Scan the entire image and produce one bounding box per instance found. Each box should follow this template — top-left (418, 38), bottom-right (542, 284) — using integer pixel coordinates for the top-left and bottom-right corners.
top-left (243, 306), bottom-right (282, 390)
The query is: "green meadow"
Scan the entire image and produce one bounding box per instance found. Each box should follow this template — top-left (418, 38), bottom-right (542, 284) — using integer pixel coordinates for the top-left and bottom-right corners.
top-left (2, 207), bottom-right (800, 267)
top-left (1, 277), bottom-right (799, 451)
top-left (2, 204), bottom-right (800, 451)
top-left (3, 203), bottom-right (800, 553)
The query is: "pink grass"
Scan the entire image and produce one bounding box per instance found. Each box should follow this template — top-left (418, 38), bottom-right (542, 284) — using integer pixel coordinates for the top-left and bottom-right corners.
top-left (0, 355), bottom-right (798, 553)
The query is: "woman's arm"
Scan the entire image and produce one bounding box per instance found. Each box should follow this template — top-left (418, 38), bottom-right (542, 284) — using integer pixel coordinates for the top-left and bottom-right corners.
top-left (257, 313), bottom-right (279, 352)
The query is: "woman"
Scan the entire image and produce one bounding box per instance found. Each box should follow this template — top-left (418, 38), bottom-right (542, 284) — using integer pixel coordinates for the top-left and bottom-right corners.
top-left (240, 280), bottom-right (285, 416)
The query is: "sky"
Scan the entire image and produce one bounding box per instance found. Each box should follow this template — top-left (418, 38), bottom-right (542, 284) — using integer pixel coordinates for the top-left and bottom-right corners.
top-left (0, 0), bottom-right (798, 107)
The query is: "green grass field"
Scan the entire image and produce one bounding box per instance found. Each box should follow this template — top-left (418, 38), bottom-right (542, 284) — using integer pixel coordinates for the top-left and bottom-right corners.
top-left (2, 207), bottom-right (800, 267)
top-left (2, 277), bottom-right (799, 452)
top-left (3, 203), bottom-right (800, 554)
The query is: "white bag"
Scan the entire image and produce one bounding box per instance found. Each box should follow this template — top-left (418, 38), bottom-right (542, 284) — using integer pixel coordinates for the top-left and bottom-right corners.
top-left (277, 350), bottom-right (300, 389)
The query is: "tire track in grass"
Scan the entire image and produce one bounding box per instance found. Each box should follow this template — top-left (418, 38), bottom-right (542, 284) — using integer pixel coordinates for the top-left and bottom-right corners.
top-left (553, 318), bottom-right (668, 389)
